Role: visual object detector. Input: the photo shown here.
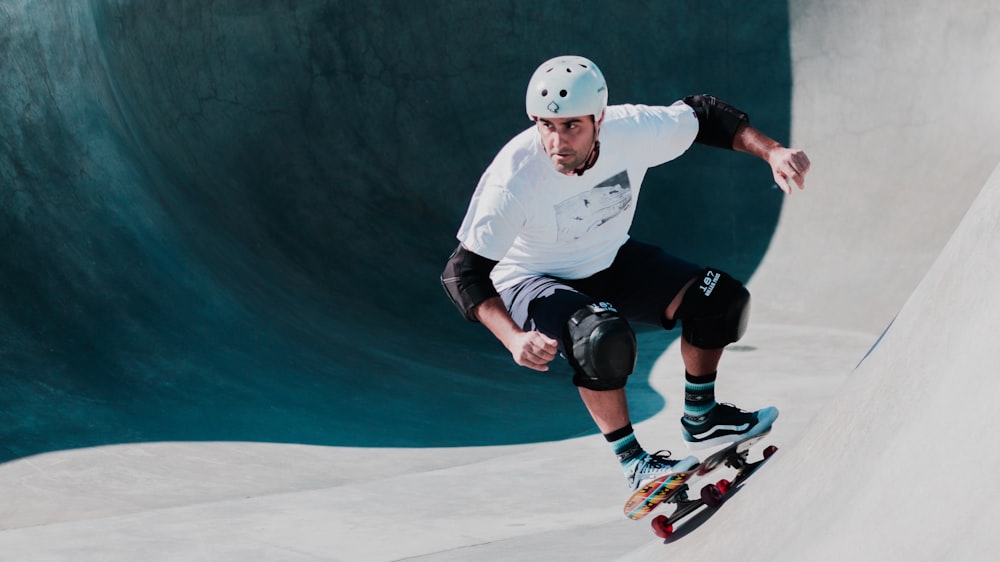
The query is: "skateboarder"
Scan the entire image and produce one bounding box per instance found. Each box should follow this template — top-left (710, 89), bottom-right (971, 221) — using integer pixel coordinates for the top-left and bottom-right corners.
top-left (442, 55), bottom-right (809, 490)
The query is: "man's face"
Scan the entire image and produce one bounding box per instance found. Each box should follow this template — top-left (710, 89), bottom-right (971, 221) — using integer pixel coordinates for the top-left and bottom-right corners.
top-left (535, 115), bottom-right (600, 175)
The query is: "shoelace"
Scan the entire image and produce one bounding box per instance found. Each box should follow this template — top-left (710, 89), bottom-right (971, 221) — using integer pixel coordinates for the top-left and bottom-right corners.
top-left (689, 403), bottom-right (752, 426)
top-left (641, 450), bottom-right (677, 470)
top-left (717, 402), bottom-right (749, 412)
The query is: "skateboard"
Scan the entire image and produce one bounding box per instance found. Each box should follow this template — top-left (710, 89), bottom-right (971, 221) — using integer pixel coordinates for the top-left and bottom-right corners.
top-left (623, 432), bottom-right (778, 539)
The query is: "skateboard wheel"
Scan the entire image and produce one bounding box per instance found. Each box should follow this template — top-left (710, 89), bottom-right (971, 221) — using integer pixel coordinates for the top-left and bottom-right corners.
top-left (651, 515), bottom-right (674, 539)
top-left (716, 479), bottom-right (731, 495)
top-left (763, 445), bottom-right (778, 459)
top-left (701, 483), bottom-right (724, 508)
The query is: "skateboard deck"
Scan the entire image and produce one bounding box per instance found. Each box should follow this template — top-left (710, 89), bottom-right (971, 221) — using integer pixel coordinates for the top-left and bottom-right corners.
top-left (623, 468), bottom-right (697, 520)
top-left (623, 432), bottom-right (778, 539)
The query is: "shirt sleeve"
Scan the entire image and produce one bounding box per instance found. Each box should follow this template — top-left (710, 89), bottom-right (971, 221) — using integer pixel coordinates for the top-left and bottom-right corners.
top-left (455, 182), bottom-right (527, 262)
top-left (631, 101), bottom-right (700, 168)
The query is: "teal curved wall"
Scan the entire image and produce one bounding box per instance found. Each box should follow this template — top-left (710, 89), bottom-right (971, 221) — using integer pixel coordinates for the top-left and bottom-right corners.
top-left (0, 0), bottom-right (790, 460)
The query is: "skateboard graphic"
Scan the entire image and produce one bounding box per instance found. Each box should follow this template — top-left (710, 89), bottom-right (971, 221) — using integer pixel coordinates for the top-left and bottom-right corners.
top-left (623, 433), bottom-right (778, 539)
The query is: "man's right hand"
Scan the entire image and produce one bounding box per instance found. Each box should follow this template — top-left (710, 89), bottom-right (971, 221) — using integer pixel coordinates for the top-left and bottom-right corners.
top-left (473, 296), bottom-right (559, 372)
top-left (506, 330), bottom-right (559, 372)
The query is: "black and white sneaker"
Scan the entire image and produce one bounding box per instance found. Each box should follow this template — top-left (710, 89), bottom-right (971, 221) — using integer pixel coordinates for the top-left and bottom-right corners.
top-left (681, 403), bottom-right (779, 450)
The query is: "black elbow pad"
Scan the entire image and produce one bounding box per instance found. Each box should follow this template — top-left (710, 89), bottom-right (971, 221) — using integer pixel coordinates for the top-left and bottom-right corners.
top-left (441, 244), bottom-right (500, 322)
top-left (683, 94), bottom-right (749, 149)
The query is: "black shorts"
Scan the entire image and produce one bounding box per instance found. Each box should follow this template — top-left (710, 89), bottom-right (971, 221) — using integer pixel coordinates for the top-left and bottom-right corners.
top-left (499, 238), bottom-right (701, 356)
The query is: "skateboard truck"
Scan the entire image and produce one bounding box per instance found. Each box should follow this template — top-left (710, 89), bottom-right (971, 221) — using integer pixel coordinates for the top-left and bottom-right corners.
top-left (649, 441), bottom-right (778, 539)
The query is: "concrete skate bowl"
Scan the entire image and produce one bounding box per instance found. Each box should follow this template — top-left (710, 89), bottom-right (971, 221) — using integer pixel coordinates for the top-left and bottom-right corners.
top-left (0, 0), bottom-right (792, 461)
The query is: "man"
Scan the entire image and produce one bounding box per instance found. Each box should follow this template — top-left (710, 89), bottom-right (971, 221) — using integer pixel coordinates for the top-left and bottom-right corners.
top-left (441, 55), bottom-right (810, 490)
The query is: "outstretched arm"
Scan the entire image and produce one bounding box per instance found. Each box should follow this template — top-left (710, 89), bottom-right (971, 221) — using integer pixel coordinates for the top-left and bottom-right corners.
top-left (732, 123), bottom-right (811, 194)
top-left (683, 94), bottom-right (811, 194)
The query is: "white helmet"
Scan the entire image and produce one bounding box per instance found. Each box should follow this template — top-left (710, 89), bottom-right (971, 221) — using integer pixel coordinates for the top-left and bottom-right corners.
top-left (525, 55), bottom-right (607, 122)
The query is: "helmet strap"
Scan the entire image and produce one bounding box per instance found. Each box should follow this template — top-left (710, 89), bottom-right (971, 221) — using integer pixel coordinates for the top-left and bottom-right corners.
top-left (573, 140), bottom-right (600, 176)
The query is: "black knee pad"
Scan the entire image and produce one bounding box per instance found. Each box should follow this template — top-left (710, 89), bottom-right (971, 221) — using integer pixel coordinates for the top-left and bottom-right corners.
top-left (675, 268), bottom-right (750, 349)
top-left (565, 303), bottom-right (637, 391)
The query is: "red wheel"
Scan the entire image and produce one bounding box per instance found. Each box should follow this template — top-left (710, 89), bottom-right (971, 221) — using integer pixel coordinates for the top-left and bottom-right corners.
top-left (651, 515), bottom-right (674, 539)
top-left (763, 445), bottom-right (779, 459)
top-left (701, 483), bottom-right (724, 508)
top-left (716, 478), bottom-right (731, 495)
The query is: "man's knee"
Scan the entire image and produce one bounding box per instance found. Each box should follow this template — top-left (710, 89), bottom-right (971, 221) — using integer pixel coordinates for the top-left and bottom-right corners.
top-left (565, 303), bottom-right (637, 391)
top-left (674, 267), bottom-right (750, 349)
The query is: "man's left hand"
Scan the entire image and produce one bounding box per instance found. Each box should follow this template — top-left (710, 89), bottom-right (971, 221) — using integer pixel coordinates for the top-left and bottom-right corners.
top-left (769, 147), bottom-right (811, 194)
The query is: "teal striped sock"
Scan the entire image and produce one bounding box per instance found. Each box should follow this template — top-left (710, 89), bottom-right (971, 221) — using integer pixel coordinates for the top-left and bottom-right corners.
top-left (683, 371), bottom-right (717, 423)
top-left (605, 424), bottom-right (645, 470)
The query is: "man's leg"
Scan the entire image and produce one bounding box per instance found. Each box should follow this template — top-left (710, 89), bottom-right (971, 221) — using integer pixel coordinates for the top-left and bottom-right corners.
top-left (668, 277), bottom-right (725, 376)
top-left (680, 337), bottom-right (725, 376)
top-left (579, 386), bottom-right (697, 489)
top-left (499, 277), bottom-right (633, 435)
top-left (565, 305), bottom-right (697, 488)
top-left (668, 271), bottom-right (778, 449)
top-left (499, 275), bottom-right (697, 489)
top-left (578, 386), bottom-right (630, 434)
top-left (568, 304), bottom-right (702, 489)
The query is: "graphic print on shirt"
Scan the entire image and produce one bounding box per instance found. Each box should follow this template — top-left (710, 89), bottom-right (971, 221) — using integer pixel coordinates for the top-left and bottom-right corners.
top-left (554, 171), bottom-right (632, 241)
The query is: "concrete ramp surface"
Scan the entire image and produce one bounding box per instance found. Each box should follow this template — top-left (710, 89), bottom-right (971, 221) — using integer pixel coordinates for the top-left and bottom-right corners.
top-left (622, 163), bottom-right (1000, 561)
top-left (2, 0), bottom-right (1000, 560)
